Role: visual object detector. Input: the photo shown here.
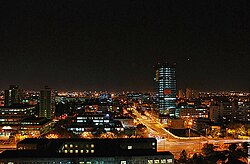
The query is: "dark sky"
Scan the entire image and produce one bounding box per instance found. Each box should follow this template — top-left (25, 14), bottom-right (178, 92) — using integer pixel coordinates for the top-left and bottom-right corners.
top-left (0, 0), bottom-right (249, 91)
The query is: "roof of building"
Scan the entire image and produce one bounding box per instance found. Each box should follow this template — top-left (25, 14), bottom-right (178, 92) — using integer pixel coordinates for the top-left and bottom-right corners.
top-left (0, 149), bottom-right (173, 158)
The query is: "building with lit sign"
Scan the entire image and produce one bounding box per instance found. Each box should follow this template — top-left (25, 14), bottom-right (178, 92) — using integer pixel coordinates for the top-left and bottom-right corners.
top-left (154, 63), bottom-right (176, 117)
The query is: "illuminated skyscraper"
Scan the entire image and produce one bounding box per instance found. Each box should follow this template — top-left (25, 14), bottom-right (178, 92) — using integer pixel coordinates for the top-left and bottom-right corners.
top-left (39, 86), bottom-right (55, 119)
top-left (154, 63), bottom-right (176, 116)
top-left (4, 85), bottom-right (20, 106)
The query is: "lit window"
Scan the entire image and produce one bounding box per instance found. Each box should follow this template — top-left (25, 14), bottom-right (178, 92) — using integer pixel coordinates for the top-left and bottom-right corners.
top-left (80, 150), bottom-right (84, 153)
top-left (91, 150), bottom-right (94, 153)
top-left (152, 142), bottom-right (155, 146)
top-left (64, 150), bottom-right (68, 153)
top-left (127, 146), bottom-right (132, 149)
top-left (91, 144), bottom-right (94, 148)
top-left (147, 160), bottom-right (153, 164)
top-left (161, 159), bottom-right (166, 163)
top-left (70, 150), bottom-right (73, 153)
top-left (121, 161), bottom-right (126, 164)
top-left (70, 144), bottom-right (73, 148)
top-left (167, 159), bottom-right (173, 163)
top-left (75, 150), bottom-right (78, 153)
top-left (154, 160), bottom-right (159, 163)
top-left (64, 144), bottom-right (68, 148)
top-left (86, 150), bottom-right (89, 153)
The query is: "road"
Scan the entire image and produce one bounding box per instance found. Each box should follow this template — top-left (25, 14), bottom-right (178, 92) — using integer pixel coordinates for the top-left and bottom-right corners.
top-left (131, 107), bottom-right (250, 157)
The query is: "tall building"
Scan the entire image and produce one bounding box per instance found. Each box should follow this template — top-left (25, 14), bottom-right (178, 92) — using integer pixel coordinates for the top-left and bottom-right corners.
top-left (4, 85), bottom-right (20, 106)
top-left (154, 63), bottom-right (176, 116)
top-left (39, 86), bottom-right (55, 119)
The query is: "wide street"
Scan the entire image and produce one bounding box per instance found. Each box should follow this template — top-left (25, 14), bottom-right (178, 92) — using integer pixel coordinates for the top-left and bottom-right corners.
top-left (132, 107), bottom-right (250, 157)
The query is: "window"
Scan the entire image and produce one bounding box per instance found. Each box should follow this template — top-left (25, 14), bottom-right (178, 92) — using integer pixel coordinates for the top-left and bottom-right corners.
top-left (80, 150), bottom-right (84, 153)
top-left (161, 159), bottom-right (166, 163)
top-left (91, 144), bottom-right (94, 148)
top-left (70, 150), bottom-right (73, 153)
top-left (75, 150), bottom-right (78, 153)
top-left (64, 150), bottom-right (68, 153)
top-left (86, 150), bottom-right (89, 153)
top-left (70, 144), bottom-right (73, 148)
top-left (147, 160), bottom-right (153, 164)
top-left (154, 160), bottom-right (159, 164)
top-left (64, 144), bottom-right (68, 148)
top-left (120, 161), bottom-right (126, 164)
top-left (167, 159), bottom-right (173, 163)
top-left (127, 146), bottom-right (132, 149)
top-left (91, 150), bottom-right (94, 153)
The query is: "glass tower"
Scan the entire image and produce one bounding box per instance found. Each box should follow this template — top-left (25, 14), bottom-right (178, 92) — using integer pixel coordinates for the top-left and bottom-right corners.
top-left (154, 63), bottom-right (176, 116)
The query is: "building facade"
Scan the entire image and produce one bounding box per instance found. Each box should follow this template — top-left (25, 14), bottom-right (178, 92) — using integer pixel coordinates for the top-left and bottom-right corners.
top-left (154, 63), bottom-right (176, 116)
top-left (0, 138), bottom-right (174, 164)
top-left (39, 86), bottom-right (55, 119)
top-left (4, 85), bottom-right (20, 106)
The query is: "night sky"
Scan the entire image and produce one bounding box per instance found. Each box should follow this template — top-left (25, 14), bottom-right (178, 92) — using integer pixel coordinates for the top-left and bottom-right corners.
top-left (0, 0), bottom-right (249, 91)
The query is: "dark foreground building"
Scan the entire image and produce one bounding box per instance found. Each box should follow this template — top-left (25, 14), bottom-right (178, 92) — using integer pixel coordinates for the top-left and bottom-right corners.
top-left (0, 138), bottom-right (174, 164)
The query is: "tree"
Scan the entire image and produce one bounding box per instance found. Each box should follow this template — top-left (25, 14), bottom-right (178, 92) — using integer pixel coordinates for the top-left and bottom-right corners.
top-left (242, 142), bottom-right (248, 153)
top-left (135, 124), bottom-right (148, 138)
top-left (124, 128), bottom-right (135, 138)
top-left (191, 153), bottom-right (206, 164)
top-left (209, 129), bottom-right (220, 138)
top-left (201, 143), bottom-right (214, 156)
top-left (80, 132), bottom-right (93, 139)
top-left (178, 150), bottom-right (189, 164)
top-left (228, 143), bottom-right (237, 152)
top-left (100, 132), bottom-right (116, 138)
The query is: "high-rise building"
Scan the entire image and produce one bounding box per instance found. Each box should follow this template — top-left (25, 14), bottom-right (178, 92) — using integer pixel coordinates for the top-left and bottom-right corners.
top-left (154, 63), bottom-right (176, 116)
top-left (39, 86), bottom-right (55, 119)
top-left (4, 85), bottom-right (20, 106)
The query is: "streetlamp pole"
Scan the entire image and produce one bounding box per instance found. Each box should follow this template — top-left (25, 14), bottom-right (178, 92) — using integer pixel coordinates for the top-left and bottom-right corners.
top-left (189, 128), bottom-right (190, 138)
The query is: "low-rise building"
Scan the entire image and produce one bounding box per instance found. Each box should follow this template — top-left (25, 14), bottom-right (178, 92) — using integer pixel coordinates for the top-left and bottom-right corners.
top-left (19, 117), bottom-right (54, 137)
top-left (68, 114), bottom-right (124, 134)
top-left (0, 138), bottom-right (174, 163)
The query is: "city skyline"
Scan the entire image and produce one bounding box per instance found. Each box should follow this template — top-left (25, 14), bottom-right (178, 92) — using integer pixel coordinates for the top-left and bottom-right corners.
top-left (0, 0), bottom-right (249, 91)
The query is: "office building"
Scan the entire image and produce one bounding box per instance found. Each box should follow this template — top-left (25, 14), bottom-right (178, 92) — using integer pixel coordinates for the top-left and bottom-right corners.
top-left (154, 63), bottom-right (177, 117)
top-left (4, 85), bottom-right (20, 106)
top-left (19, 117), bottom-right (54, 137)
top-left (39, 86), bottom-right (55, 119)
top-left (68, 113), bottom-right (124, 134)
top-left (0, 105), bottom-right (36, 139)
top-left (0, 138), bottom-right (174, 163)
top-left (0, 105), bottom-right (36, 126)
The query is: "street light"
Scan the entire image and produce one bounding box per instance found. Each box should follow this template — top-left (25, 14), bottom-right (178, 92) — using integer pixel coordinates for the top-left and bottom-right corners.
top-left (188, 121), bottom-right (193, 138)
